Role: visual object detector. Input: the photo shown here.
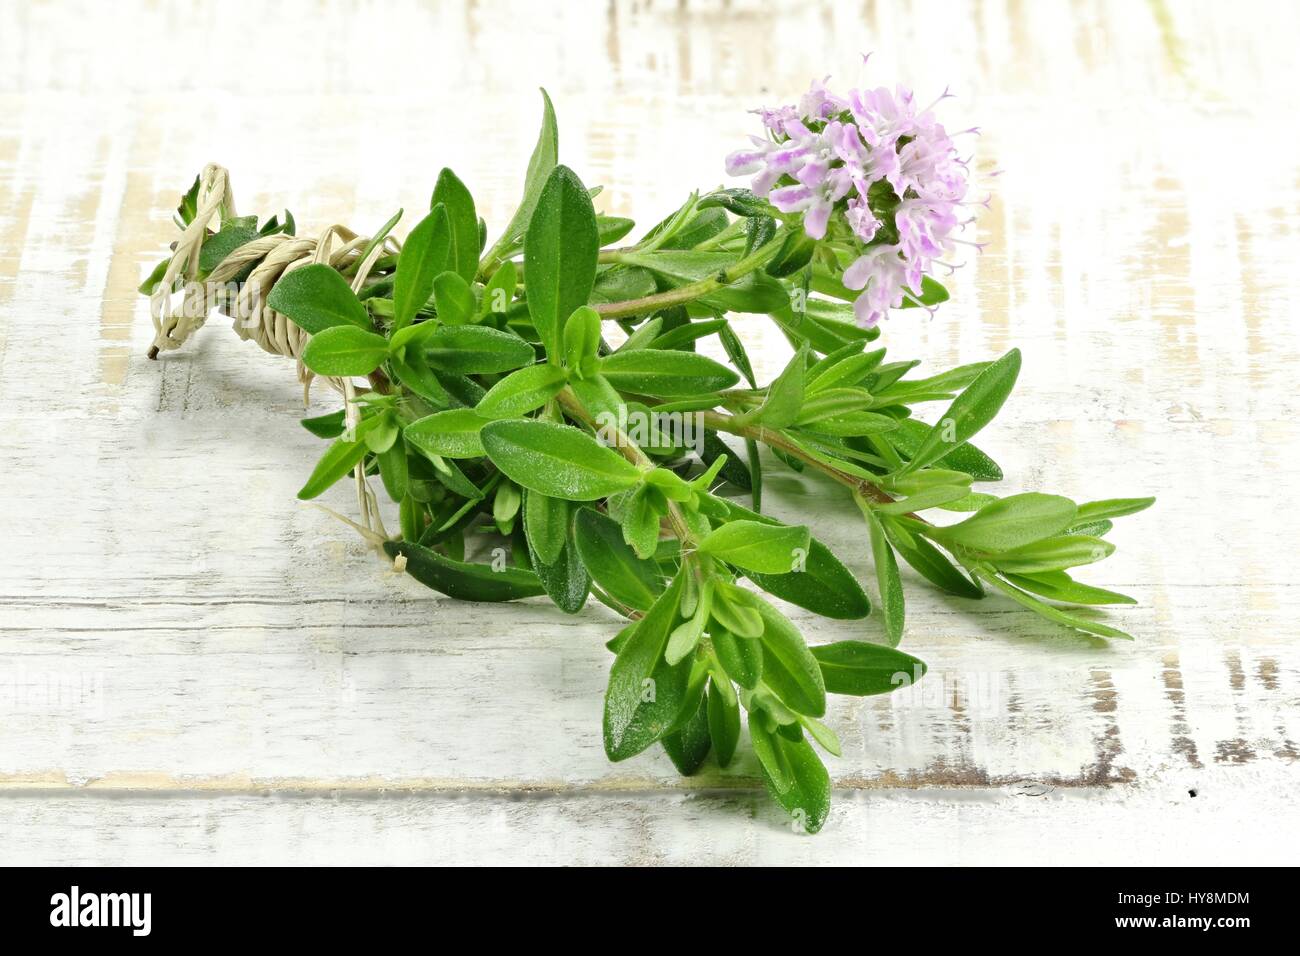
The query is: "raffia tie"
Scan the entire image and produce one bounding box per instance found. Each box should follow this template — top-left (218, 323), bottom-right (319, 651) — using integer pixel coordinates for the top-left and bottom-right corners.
top-left (147, 163), bottom-right (401, 391)
top-left (147, 163), bottom-right (402, 544)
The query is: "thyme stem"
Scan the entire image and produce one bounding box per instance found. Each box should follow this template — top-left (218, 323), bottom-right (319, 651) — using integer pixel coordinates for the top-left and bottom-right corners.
top-left (556, 386), bottom-right (697, 544)
top-left (593, 232), bottom-right (787, 320)
top-left (701, 409), bottom-right (927, 520)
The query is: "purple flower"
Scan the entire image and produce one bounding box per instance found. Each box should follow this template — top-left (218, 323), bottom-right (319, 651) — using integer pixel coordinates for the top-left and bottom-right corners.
top-left (725, 78), bottom-right (979, 326)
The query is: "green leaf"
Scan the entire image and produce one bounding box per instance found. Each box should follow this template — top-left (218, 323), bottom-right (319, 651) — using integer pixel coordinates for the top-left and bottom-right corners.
top-left (812, 641), bottom-right (927, 696)
top-left (898, 274), bottom-right (950, 309)
top-left (771, 301), bottom-right (877, 354)
top-left (175, 175), bottom-right (200, 225)
top-left (871, 362), bottom-right (989, 405)
top-left (474, 363), bottom-right (567, 419)
top-left (896, 348), bottom-right (1021, 477)
top-left (488, 89), bottom-right (558, 265)
top-left (615, 316), bottom-right (663, 353)
top-left (388, 319), bottom-right (441, 362)
top-left (937, 492), bottom-right (1000, 513)
top-left (362, 414), bottom-right (399, 454)
top-left (747, 344), bottom-right (806, 428)
top-left (718, 322), bottom-right (757, 388)
top-left (480, 419), bottom-right (642, 500)
top-left (399, 493), bottom-right (422, 541)
top-left (934, 492), bottom-right (1078, 552)
top-left (480, 260), bottom-right (517, 317)
top-left (598, 347), bottom-right (739, 397)
top-left (881, 518), bottom-right (983, 599)
top-left (660, 207), bottom-right (730, 250)
top-left (882, 466), bottom-right (972, 494)
top-left (891, 417), bottom-right (1002, 481)
top-left (706, 679), bottom-right (741, 767)
top-left (529, 534), bottom-right (589, 615)
top-left (799, 410), bottom-right (899, 437)
top-left (744, 536), bottom-right (871, 620)
top-left (296, 436), bottom-right (368, 500)
top-left (697, 520), bottom-right (810, 575)
top-left (807, 346), bottom-right (882, 393)
top-left (389, 351), bottom-right (451, 405)
top-left (710, 580), bottom-right (765, 638)
top-left (377, 441), bottom-right (409, 501)
top-left (590, 264), bottom-right (657, 305)
top-left (749, 717), bottom-right (831, 834)
top-left (562, 306), bottom-right (602, 370)
top-left (793, 386), bottom-right (874, 424)
top-left (603, 574), bottom-right (690, 761)
top-left (748, 711), bottom-right (791, 791)
top-left (137, 256), bottom-right (171, 296)
top-left (991, 535), bottom-right (1115, 574)
top-left (620, 484), bottom-right (663, 559)
top-left (873, 484), bottom-right (972, 515)
top-left (425, 455), bottom-right (485, 502)
top-left (746, 438), bottom-right (763, 510)
top-left (493, 480), bottom-right (522, 533)
top-left (698, 187), bottom-right (769, 217)
top-left (700, 432), bottom-right (751, 492)
top-left (430, 168), bottom-right (478, 282)
top-left (394, 205), bottom-right (451, 330)
top-left (660, 689), bottom-right (712, 776)
top-left (711, 628), bottom-right (762, 689)
top-left (977, 570), bottom-right (1133, 640)
top-left (525, 165), bottom-right (599, 362)
top-left (421, 325), bottom-right (534, 375)
top-left (866, 509), bottom-right (905, 646)
top-left (432, 270), bottom-right (475, 326)
top-left (703, 272), bottom-right (792, 314)
top-left (198, 222), bottom-right (258, 274)
top-left (753, 598), bottom-right (826, 717)
top-left (524, 491), bottom-right (568, 567)
top-left (1075, 496), bottom-right (1156, 521)
top-left (1066, 518), bottom-right (1113, 537)
top-left (766, 226), bottom-right (815, 277)
top-left (404, 408), bottom-right (487, 459)
top-left (300, 325), bottom-right (390, 377)
top-left (650, 317), bottom-right (727, 351)
top-left (618, 247), bottom-right (737, 284)
top-left (300, 409), bottom-right (346, 439)
top-left (1005, 570), bottom-right (1136, 606)
top-left (567, 372), bottom-right (625, 423)
top-left (266, 263), bottom-right (370, 334)
top-left (384, 540), bottom-right (545, 602)
top-left (350, 209), bottom-right (403, 280)
top-left (434, 370), bottom-right (487, 407)
top-left (800, 715), bottom-right (842, 757)
top-left (666, 586), bottom-right (710, 665)
top-left (574, 507), bottom-right (664, 611)
top-left (596, 214), bottom-right (636, 246)
top-left (623, 250), bottom-right (789, 314)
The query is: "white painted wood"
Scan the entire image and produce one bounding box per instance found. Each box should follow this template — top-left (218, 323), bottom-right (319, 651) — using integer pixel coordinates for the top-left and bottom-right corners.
top-left (0, 0), bottom-right (1297, 863)
top-left (4, 766), bottom-right (1295, 865)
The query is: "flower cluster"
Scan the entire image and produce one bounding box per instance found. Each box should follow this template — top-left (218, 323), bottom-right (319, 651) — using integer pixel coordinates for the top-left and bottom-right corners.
top-left (726, 79), bottom-right (978, 326)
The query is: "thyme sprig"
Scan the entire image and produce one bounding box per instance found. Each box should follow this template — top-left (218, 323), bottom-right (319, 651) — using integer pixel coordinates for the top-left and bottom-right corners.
top-left (140, 91), bottom-right (1152, 832)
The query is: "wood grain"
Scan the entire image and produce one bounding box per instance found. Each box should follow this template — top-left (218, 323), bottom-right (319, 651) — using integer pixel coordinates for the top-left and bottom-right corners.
top-left (0, 0), bottom-right (1297, 863)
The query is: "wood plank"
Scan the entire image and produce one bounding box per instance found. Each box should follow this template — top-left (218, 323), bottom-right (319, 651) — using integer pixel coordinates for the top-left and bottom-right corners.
top-left (4, 766), bottom-right (1296, 865)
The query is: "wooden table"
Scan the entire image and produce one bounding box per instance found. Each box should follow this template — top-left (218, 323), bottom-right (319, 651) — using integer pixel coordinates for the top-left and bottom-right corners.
top-left (1, 0), bottom-right (1296, 864)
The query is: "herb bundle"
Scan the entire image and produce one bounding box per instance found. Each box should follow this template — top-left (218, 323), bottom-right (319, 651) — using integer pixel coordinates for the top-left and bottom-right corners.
top-left (141, 81), bottom-right (1152, 832)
